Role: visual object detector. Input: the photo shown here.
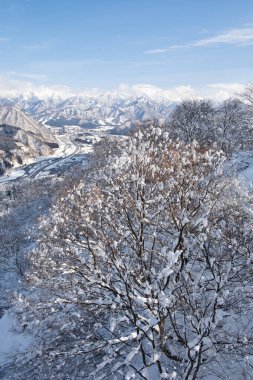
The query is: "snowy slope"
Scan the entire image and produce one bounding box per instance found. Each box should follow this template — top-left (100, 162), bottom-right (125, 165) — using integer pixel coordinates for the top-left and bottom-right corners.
top-left (0, 106), bottom-right (58, 175)
top-left (0, 106), bottom-right (55, 142)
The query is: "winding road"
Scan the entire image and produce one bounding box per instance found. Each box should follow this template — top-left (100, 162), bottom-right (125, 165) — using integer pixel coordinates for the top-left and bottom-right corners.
top-left (27, 140), bottom-right (80, 179)
top-left (0, 135), bottom-right (90, 185)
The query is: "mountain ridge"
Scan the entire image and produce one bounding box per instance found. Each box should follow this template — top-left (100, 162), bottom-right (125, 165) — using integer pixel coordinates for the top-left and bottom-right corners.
top-left (0, 93), bottom-right (174, 129)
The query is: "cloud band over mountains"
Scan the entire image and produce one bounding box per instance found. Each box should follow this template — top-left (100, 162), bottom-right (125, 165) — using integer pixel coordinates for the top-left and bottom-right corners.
top-left (0, 73), bottom-right (245, 102)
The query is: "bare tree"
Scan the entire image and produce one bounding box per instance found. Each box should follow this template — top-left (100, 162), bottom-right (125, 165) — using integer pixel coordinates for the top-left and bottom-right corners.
top-left (168, 99), bottom-right (216, 145)
top-left (240, 83), bottom-right (253, 108)
top-left (215, 98), bottom-right (253, 154)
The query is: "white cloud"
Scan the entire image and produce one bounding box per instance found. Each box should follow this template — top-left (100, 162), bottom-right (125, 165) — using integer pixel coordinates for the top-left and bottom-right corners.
top-left (145, 27), bottom-right (253, 54)
top-left (207, 82), bottom-right (245, 91)
top-left (0, 75), bottom-right (32, 94)
top-left (7, 71), bottom-right (47, 81)
top-left (0, 73), bottom-right (246, 102)
top-left (113, 84), bottom-right (197, 101)
top-left (194, 27), bottom-right (253, 47)
top-left (206, 82), bottom-right (245, 101)
top-left (0, 74), bottom-right (72, 98)
top-left (21, 40), bottom-right (54, 50)
top-left (112, 83), bottom-right (246, 102)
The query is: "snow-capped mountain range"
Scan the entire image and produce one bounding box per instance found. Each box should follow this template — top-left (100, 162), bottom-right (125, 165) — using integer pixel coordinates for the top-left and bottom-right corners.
top-left (0, 93), bottom-right (173, 129)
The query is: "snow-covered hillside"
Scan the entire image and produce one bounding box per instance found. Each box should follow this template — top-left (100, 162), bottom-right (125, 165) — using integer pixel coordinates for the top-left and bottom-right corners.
top-left (0, 106), bottom-right (58, 175)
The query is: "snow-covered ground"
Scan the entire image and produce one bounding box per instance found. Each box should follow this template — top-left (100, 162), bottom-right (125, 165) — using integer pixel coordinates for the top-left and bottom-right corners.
top-left (0, 169), bottom-right (25, 183)
top-left (238, 153), bottom-right (253, 184)
top-left (0, 312), bottom-right (32, 366)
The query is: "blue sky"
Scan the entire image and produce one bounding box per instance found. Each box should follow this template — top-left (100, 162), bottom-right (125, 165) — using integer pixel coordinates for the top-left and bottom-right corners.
top-left (0, 0), bottom-right (253, 99)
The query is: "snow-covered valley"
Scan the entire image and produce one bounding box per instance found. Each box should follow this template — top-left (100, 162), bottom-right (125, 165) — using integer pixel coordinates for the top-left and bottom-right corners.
top-left (0, 126), bottom-right (112, 185)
